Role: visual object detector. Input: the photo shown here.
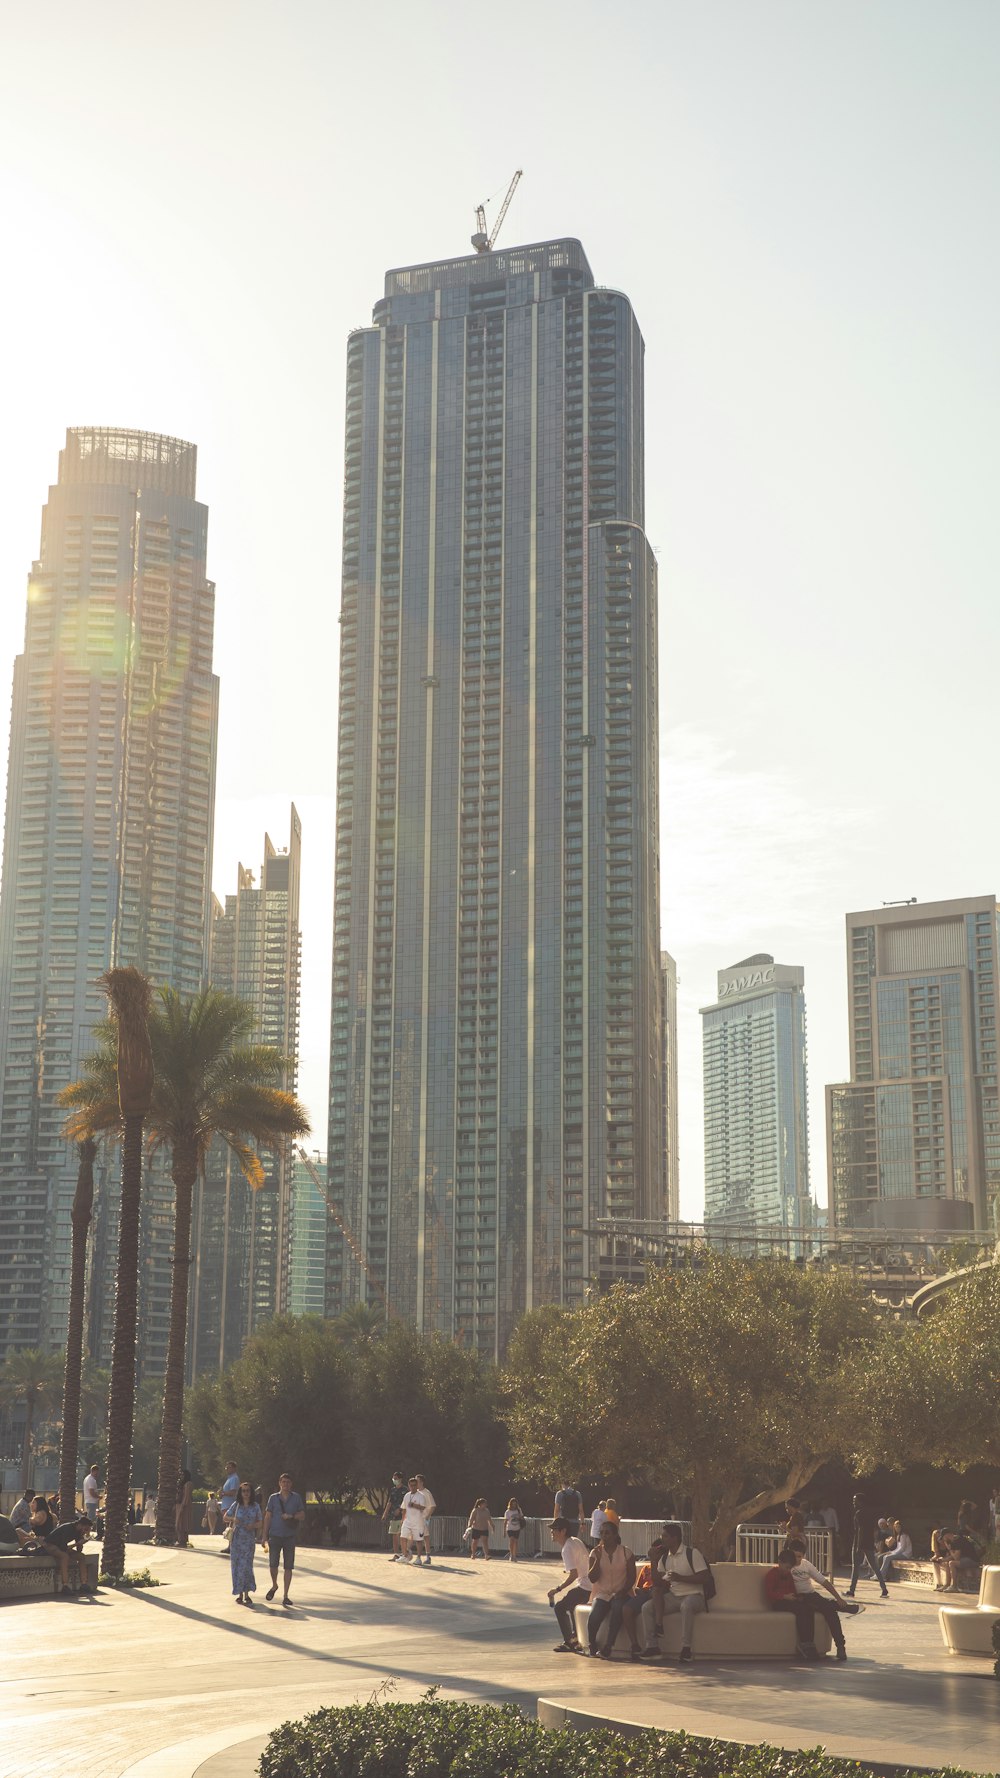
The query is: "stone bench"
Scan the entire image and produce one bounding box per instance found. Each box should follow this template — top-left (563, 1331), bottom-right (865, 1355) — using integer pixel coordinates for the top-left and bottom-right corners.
top-left (890, 1559), bottom-right (980, 1592)
top-left (0, 1550), bottom-right (100, 1600)
top-left (574, 1563), bottom-right (833, 1659)
top-left (939, 1565), bottom-right (1000, 1656)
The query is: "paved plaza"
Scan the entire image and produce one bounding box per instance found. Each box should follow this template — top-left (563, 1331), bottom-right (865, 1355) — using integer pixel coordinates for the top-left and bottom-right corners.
top-left (1, 1543), bottom-right (998, 1778)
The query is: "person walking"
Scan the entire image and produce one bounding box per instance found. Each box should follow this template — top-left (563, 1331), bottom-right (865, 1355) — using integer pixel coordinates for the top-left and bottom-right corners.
top-left (546, 1517), bottom-right (593, 1652)
top-left (227, 1480), bottom-right (262, 1606)
top-left (262, 1473), bottom-right (306, 1606)
top-left (175, 1469), bottom-right (193, 1546)
top-left (203, 1492), bottom-right (221, 1536)
top-left (553, 1482), bottom-right (583, 1540)
top-left (82, 1465), bottom-right (100, 1525)
top-left (400, 1477), bottom-right (428, 1564)
top-left (504, 1498), bottom-right (525, 1561)
top-left (382, 1471), bottom-right (406, 1561)
top-left (415, 1474), bottom-right (436, 1566)
top-left (466, 1498), bottom-right (493, 1558)
top-left (846, 1493), bottom-right (889, 1600)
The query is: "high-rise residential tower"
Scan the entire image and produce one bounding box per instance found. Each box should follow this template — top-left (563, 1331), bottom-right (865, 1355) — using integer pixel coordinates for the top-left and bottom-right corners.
top-left (190, 808), bottom-right (302, 1372)
top-left (327, 239), bottom-right (662, 1355)
top-left (826, 896), bottom-right (1000, 1233)
top-left (0, 428), bottom-right (218, 1363)
top-left (701, 954), bottom-right (811, 1229)
top-left (661, 951), bottom-right (680, 1221)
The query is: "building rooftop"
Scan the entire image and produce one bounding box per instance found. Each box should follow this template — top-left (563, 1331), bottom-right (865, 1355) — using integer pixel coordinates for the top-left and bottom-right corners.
top-left (58, 427), bottom-right (197, 499)
top-left (384, 237), bottom-right (594, 298)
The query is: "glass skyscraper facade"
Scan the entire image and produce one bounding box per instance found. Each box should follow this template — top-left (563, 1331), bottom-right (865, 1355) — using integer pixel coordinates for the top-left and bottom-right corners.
top-left (661, 950), bottom-right (680, 1221)
top-left (0, 429), bottom-right (218, 1366)
top-left (190, 808), bottom-right (302, 1372)
top-left (327, 239), bottom-right (663, 1355)
top-left (701, 954), bottom-right (811, 1229)
top-left (826, 896), bottom-right (1000, 1232)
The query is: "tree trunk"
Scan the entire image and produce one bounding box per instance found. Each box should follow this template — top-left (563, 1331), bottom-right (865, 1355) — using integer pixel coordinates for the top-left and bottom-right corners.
top-left (59, 1138), bottom-right (97, 1521)
top-left (103, 1115), bottom-right (144, 1579)
top-left (19, 1395), bottom-right (35, 1493)
top-left (709, 1457), bottom-right (824, 1561)
top-left (689, 1478), bottom-right (714, 1554)
top-left (154, 1140), bottom-right (198, 1545)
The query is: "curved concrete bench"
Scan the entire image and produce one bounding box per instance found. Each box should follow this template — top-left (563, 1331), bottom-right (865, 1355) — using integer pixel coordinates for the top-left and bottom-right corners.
top-left (0, 1548), bottom-right (99, 1600)
top-left (574, 1563), bottom-right (833, 1658)
top-left (939, 1564), bottom-right (1000, 1656)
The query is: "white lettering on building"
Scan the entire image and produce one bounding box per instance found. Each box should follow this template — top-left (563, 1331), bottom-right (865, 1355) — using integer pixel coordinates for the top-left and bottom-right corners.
top-left (719, 966), bottom-right (775, 998)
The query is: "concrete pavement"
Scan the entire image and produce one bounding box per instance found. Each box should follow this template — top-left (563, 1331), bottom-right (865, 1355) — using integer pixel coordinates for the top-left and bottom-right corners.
top-left (0, 1543), bottom-right (996, 1778)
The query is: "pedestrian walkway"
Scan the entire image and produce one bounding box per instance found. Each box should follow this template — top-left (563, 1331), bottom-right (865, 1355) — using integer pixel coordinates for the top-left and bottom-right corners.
top-left (0, 1546), bottom-right (996, 1778)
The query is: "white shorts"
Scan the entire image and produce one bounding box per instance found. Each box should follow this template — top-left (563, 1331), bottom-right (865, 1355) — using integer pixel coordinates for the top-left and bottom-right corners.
top-left (403, 1516), bottom-right (426, 1540)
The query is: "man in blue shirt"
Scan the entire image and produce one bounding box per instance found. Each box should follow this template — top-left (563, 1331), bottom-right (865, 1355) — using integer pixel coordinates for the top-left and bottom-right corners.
top-left (218, 1461), bottom-right (240, 1551)
top-left (262, 1473), bottom-right (306, 1605)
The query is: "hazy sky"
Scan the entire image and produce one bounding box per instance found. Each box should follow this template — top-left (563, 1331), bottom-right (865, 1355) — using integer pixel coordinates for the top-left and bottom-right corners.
top-left (2, 0), bottom-right (999, 1216)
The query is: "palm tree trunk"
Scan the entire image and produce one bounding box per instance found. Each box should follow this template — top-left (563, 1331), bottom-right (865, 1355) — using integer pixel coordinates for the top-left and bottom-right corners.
top-left (103, 1114), bottom-right (144, 1578)
top-left (59, 1138), bottom-right (97, 1520)
top-left (19, 1395), bottom-right (35, 1493)
top-left (154, 1139), bottom-right (198, 1545)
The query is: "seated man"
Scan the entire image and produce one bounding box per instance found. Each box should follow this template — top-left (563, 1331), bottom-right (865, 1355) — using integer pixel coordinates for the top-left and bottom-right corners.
top-left (546, 1517), bottom-right (592, 1652)
top-left (586, 1521), bottom-right (641, 1660)
top-left (765, 1545), bottom-right (859, 1660)
top-left (878, 1520), bottom-right (912, 1582)
top-left (641, 1521), bottom-right (712, 1664)
top-left (19, 1504), bottom-right (94, 1595)
top-left (9, 1488), bottom-right (34, 1535)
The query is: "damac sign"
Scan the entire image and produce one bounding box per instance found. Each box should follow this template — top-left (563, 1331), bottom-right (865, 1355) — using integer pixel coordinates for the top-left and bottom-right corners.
top-left (719, 967), bottom-right (775, 997)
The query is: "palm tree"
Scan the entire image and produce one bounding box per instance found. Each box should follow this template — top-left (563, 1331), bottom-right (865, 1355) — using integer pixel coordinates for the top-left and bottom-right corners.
top-left (96, 966), bottom-right (154, 1578)
top-left (58, 1136), bottom-right (97, 1519)
top-left (0, 1347), bottom-right (63, 1491)
top-left (333, 1302), bottom-right (386, 1345)
top-left (62, 985), bottom-right (309, 1547)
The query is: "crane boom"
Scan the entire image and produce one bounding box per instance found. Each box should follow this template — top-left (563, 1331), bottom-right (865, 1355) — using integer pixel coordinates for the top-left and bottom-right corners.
top-left (488, 168), bottom-right (522, 250)
top-left (470, 168), bottom-right (523, 253)
top-left (295, 1145), bottom-right (389, 1313)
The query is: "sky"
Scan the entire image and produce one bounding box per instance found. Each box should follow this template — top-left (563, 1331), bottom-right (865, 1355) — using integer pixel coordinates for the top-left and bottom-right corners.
top-left (1, 0), bottom-right (999, 1217)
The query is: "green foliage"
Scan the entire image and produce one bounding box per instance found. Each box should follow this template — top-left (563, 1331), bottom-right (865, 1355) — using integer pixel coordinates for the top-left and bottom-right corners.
top-left (99, 1567), bottom-right (161, 1587)
top-left (186, 1315), bottom-right (509, 1510)
top-left (257, 1698), bottom-right (983, 1778)
top-left (502, 1256), bottom-right (885, 1553)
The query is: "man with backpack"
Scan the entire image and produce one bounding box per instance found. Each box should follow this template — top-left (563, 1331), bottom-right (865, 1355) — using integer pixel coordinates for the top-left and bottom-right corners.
top-left (552, 1482), bottom-right (583, 1540)
top-left (641, 1521), bottom-right (714, 1663)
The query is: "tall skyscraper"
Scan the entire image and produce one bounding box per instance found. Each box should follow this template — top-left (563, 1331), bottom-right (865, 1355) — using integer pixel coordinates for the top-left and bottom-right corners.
top-left (826, 896), bottom-right (1000, 1233)
top-left (0, 428), bottom-right (218, 1364)
top-left (285, 1151), bottom-right (329, 1319)
top-left (701, 954), bottom-right (811, 1229)
top-left (661, 951), bottom-right (680, 1221)
top-left (327, 238), bottom-right (662, 1355)
top-left (190, 808), bottom-right (302, 1372)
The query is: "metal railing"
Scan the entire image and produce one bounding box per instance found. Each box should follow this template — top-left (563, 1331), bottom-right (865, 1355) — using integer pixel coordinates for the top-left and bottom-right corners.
top-left (356, 1513), bottom-right (693, 1558)
top-left (736, 1523), bottom-right (834, 1581)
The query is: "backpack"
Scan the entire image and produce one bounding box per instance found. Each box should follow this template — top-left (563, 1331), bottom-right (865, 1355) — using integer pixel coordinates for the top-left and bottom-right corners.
top-left (687, 1545), bottom-right (716, 1608)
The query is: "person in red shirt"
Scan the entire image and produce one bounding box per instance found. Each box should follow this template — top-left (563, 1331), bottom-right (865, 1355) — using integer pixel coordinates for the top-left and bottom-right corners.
top-left (764, 1547), bottom-right (860, 1660)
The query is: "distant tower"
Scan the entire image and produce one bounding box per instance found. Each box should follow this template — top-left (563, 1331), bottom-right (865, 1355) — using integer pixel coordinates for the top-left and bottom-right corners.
top-left (661, 952), bottom-right (680, 1220)
top-left (327, 238), bottom-right (663, 1355)
top-left (701, 954), bottom-right (811, 1230)
top-left (827, 896), bottom-right (1000, 1233)
top-left (0, 428), bottom-right (218, 1365)
top-left (190, 807), bottom-right (302, 1372)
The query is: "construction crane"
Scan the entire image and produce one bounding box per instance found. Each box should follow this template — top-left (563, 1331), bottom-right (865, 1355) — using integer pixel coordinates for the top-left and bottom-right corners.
top-left (471, 169), bottom-right (523, 253)
top-left (295, 1145), bottom-right (390, 1315)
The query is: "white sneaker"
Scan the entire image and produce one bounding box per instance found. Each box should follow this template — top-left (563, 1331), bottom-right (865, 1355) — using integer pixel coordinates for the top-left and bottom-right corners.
top-left (423, 1556), bottom-right (432, 1565)
top-left (389, 1555), bottom-right (399, 1562)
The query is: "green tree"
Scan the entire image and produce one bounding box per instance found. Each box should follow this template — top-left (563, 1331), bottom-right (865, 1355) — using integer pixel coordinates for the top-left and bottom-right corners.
top-left (0, 1347), bottom-right (63, 1491)
top-left (186, 1315), bottom-right (357, 1502)
top-left (62, 986), bottom-right (310, 1546)
top-left (502, 1255), bottom-right (887, 1556)
top-left (58, 1136), bottom-right (97, 1518)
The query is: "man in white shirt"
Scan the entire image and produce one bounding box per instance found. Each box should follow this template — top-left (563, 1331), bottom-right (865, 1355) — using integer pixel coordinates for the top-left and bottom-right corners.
top-left (642, 1522), bottom-right (711, 1663)
top-left (589, 1501), bottom-right (608, 1544)
top-left (414, 1474), bottom-right (436, 1567)
top-left (400, 1477), bottom-right (427, 1565)
top-left (82, 1466), bottom-right (100, 1524)
top-left (10, 1489), bottom-right (34, 1533)
top-left (785, 1539), bottom-right (861, 1659)
top-left (546, 1517), bottom-right (592, 1651)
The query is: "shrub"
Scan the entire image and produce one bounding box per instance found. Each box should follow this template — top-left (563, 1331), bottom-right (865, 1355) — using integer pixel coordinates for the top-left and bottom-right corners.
top-left (99, 1567), bottom-right (161, 1588)
top-left (258, 1698), bottom-right (983, 1778)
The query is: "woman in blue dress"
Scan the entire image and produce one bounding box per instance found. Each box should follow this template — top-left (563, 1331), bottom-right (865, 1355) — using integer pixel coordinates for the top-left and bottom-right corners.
top-left (227, 1480), bottom-right (262, 1605)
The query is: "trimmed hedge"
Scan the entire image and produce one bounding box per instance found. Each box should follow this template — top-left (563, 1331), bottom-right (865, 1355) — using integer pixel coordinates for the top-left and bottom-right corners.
top-left (257, 1698), bottom-right (983, 1778)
